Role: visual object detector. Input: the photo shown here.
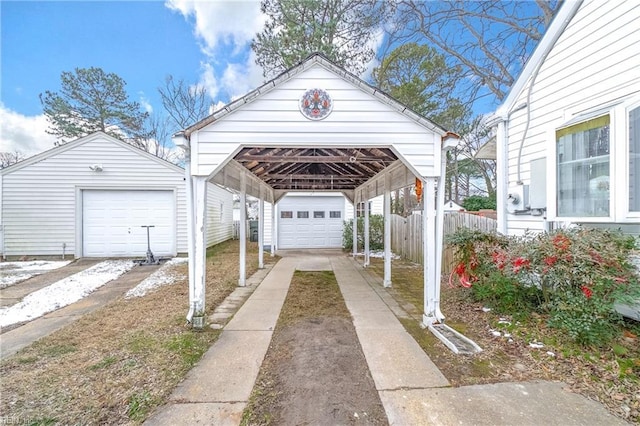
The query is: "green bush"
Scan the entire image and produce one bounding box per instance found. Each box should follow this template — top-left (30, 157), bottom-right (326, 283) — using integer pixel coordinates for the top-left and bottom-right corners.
top-left (343, 215), bottom-right (384, 251)
top-left (448, 227), bottom-right (640, 346)
top-left (461, 195), bottom-right (496, 211)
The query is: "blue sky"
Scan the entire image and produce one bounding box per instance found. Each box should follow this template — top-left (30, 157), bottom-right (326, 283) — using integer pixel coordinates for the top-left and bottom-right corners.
top-left (0, 0), bottom-right (527, 158)
top-left (1, 0), bottom-right (268, 156)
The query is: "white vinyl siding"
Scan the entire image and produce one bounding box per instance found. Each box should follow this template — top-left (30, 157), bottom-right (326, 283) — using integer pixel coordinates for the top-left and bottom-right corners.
top-left (193, 65), bottom-right (440, 179)
top-left (206, 183), bottom-right (234, 248)
top-left (504, 0), bottom-right (640, 234)
top-left (1, 133), bottom-right (233, 258)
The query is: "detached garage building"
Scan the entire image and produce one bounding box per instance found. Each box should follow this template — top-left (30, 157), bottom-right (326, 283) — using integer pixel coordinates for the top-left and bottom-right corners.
top-left (0, 132), bottom-right (233, 259)
top-left (277, 194), bottom-right (345, 249)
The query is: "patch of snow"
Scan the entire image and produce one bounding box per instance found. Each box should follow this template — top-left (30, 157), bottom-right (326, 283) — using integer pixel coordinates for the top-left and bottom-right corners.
top-left (0, 260), bottom-right (71, 289)
top-left (355, 251), bottom-right (400, 260)
top-left (481, 307), bottom-right (492, 312)
top-left (490, 329), bottom-right (502, 337)
top-left (125, 257), bottom-right (188, 299)
top-left (0, 260), bottom-right (134, 328)
top-left (547, 351), bottom-right (556, 357)
top-left (529, 342), bottom-right (544, 349)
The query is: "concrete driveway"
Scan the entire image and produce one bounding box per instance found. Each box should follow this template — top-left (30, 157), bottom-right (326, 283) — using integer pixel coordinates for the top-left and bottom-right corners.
top-left (0, 259), bottom-right (161, 359)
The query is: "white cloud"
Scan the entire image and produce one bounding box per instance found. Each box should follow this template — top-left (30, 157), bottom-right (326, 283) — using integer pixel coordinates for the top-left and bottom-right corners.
top-left (195, 62), bottom-right (220, 100)
top-left (0, 104), bottom-right (58, 157)
top-left (360, 27), bottom-right (386, 81)
top-left (166, 0), bottom-right (266, 55)
top-left (139, 92), bottom-right (153, 113)
top-left (220, 51), bottom-right (265, 100)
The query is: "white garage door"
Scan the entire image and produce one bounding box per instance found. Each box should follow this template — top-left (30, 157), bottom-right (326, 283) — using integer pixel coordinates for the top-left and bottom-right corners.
top-left (83, 190), bottom-right (175, 257)
top-left (278, 196), bottom-right (344, 249)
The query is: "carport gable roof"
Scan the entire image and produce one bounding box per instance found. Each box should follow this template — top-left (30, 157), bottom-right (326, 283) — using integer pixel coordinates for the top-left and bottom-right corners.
top-left (183, 52), bottom-right (448, 138)
top-left (181, 53), bottom-right (455, 198)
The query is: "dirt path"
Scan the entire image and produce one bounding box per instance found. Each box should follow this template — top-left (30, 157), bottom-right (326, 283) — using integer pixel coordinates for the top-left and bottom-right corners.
top-left (243, 271), bottom-right (388, 425)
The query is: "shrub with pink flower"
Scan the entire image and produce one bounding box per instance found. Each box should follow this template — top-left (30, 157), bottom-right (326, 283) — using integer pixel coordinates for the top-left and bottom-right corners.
top-left (447, 227), bottom-right (640, 345)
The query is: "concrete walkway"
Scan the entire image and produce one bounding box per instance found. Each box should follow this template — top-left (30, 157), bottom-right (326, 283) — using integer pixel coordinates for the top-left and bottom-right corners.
top-left (0, 263), bottom-right (161, 359)
top-left (144, 257), bottom-right (297, 425)
top-left (145, 252), bottom-right (628, 426)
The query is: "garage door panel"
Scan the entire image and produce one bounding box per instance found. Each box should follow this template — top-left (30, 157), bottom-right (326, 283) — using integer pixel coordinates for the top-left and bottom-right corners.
top-left (278, 196), bottom-right (344, 249)
top-left (83, 190), bottom-right (175, 257)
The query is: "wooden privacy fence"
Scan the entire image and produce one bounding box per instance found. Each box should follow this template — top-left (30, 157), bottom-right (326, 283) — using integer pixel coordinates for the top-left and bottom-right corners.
top-left (390, 212), bottom-right (497, 272)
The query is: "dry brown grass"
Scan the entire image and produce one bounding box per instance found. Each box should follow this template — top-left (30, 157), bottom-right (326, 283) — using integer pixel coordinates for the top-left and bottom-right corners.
top-left (368, 257), bottom-right (640, 424)
top-left (1, 240), bottom-right (264, 425)
top-left (242, 271), bottom-right (387, 425)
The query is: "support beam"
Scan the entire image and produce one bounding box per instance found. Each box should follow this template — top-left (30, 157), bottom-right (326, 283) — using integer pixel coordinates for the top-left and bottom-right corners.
top-left (423, 177), bottom-right (443, 325)
top-left (192, 176), bottom-right (208, 329)
top-left (383, 174), bottom-right (391, 287)
top-left (352, 198), bottom-right (358, 258)
top-left (363, 192), bottom-right (370, 268)
top-left (258, 188), bottom-right (264, 269)
top-left (239, 173), bottom-right (247, 286)
top-left (270, 201), bottom-right (276, 257)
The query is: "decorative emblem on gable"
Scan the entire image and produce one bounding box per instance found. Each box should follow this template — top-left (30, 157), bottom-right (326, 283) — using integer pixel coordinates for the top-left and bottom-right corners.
top-left (299, 88), bottom-right (333, 120)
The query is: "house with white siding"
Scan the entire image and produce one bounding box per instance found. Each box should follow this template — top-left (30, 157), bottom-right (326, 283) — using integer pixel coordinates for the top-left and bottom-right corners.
top-left (0, 132), bottom-right (233, 259)
top-left (490, 0), bottom-right (640, 237)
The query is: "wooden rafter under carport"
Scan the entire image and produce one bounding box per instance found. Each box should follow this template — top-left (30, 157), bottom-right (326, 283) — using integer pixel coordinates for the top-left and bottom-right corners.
top-left (234, 147), bottom-right (397, 191)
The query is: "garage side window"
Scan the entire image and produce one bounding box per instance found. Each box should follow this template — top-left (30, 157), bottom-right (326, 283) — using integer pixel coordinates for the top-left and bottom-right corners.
top-left (314, 211), bottom-right (325, 218)
top-left (297, 211), bottom-right (309, 218)
top-left (330, 211), bottom-right (341, 218)
top-left (281, 211), bottom-right (293, 219)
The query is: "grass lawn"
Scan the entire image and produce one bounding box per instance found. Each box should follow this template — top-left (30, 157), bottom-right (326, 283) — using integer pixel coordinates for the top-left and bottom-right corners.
top-left (1, 240), bottom-right (262, 425)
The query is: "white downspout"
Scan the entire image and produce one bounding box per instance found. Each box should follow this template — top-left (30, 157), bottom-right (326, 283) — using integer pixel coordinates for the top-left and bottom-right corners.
top-left (173, 133), bottom-right (196, 323)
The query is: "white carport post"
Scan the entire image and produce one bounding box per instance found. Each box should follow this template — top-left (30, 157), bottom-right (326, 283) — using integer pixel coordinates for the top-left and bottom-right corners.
top-left (258, 187), bottom-right (264, 269)
top-left (422, 177), bottom-right (442, 325)
top-left (270, 201), bottom-right (276, 257)
top-left (239, 173), bottom-right (247, 286)
top-left (352, 193), bottom-right (358, 257)
top-left (383, 173), bottom-right (392, 287)
top-left (363, 191), bottom-right (370, 267)
top-left (191, 176), bottom-right (208, 328)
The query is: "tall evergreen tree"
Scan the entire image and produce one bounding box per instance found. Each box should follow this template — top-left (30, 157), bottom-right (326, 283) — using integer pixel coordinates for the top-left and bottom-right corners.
top-left (40, 67), bottom-right (148, 145)
top-left (252, 0), bottom-right (391, 77)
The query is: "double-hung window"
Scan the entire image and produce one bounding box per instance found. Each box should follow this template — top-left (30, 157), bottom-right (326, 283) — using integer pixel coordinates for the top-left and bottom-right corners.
top-left (556, 115), bottom-right (610, 217)
top-left (554, 98), bottom-right (640, 222)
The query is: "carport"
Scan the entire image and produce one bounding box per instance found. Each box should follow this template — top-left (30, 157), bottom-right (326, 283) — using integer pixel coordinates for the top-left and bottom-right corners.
top-left (173, 53), bottom-right (459, 330)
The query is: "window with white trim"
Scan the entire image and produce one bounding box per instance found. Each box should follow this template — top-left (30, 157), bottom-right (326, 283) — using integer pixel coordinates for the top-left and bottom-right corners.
top-left (556, 115), bottom-right (610, 217)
